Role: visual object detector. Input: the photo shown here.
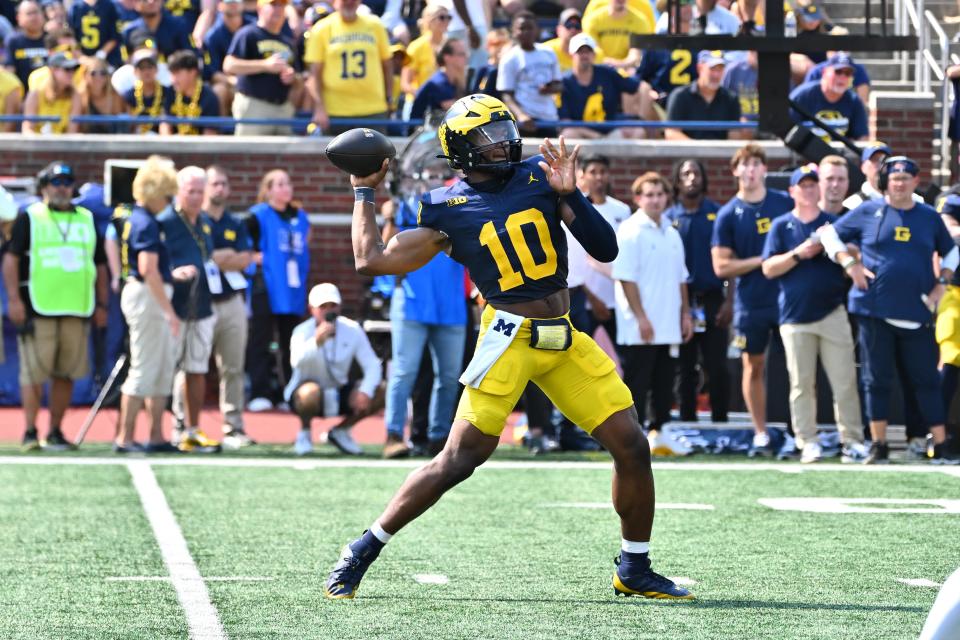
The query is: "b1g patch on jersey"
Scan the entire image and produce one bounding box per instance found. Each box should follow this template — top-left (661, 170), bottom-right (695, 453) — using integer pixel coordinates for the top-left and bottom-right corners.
top-left (446, 196), bottom-right (468, 207)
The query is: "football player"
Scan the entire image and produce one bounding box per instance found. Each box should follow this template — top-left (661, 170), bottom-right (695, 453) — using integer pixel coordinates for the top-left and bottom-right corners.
top-left (324, 94), bottom-right (694, 601)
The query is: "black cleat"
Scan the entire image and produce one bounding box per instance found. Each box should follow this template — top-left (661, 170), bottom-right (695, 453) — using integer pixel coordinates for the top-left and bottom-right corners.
top-left (864, 441), bottom-right (889, 465)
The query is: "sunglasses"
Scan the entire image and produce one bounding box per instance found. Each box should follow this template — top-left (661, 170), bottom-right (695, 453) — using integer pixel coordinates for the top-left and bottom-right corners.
top-left (563, 19), bottom-right (581, 29)
top-left (833, 68), bottom-right (853, 76)
top-left (49, 176), bottom-right (74, 187)
top-left (90, 69), bottom-right (110, 76)
top-left (435, 13), bottom-right (452, 20)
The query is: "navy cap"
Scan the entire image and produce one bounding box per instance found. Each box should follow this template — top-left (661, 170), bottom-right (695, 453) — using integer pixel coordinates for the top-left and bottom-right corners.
top-left (826, 52), bottom-right (855, 70)
top-left (697, 50), bottom-right (726, 67)
top-left (861, 142), bottom-right (892, 164)
top-left (937, 193), bottom-right (960, 216)
top-left (884, 156), bottom-right (919, 177)
top-left (798, 1), bottom-right (824, 23)
top-left (790, 165), bottom-right (819, 186)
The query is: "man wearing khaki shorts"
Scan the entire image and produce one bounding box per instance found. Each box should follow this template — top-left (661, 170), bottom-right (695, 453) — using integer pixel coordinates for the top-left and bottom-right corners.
top-left (1, 162), bottom-right (108, 450)
top-left (160, 166), bottom-right (224, 453)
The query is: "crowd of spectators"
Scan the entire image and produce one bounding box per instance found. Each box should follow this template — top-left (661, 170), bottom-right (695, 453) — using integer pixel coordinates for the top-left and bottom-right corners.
top-left (0, 0), bottom-right (865, 136)
top-left (4, 134), bottom-right (960, 464)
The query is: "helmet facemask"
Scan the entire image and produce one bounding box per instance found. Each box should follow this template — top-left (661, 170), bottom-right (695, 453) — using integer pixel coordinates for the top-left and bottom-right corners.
top-left (466, 120), bottom-right (523, 175)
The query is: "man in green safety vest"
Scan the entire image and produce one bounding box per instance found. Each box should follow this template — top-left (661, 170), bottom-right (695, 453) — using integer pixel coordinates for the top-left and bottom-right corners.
top-left (2, 162), bottom-right (108, 451)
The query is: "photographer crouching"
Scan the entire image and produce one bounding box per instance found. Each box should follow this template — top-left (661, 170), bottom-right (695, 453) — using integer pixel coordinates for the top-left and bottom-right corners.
top-left (2, 162), bottom-right (109, 450)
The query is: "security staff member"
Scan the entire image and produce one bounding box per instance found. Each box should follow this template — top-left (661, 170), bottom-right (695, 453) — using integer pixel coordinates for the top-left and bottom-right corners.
top-left (2, 162), bottom-right (108, 450)
top-left (822, 156), bottom-right (960, 464)
top-left (665, 158), bottom-right (731, 423)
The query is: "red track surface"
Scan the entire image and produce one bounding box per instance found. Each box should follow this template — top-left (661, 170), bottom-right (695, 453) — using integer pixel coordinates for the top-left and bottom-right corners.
top-left (0, 406), bottom-right (519, 446)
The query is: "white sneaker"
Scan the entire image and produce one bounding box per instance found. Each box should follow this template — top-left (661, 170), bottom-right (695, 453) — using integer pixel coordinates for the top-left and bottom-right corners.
top-left (648, 429), bottom-right (693, 456)
top-left (906, 436), bottom-right (929, 460)
top-left (328, 426), bottom-right (363, 456)
top-left (749, 431), bottom-right (771, 457)
top-left (294, 430), bottom-right (313, 456)
top-left (247, 397), bottom-right (274, 412)
top-left (800, 441), bottom-right (822, 464)
top-left (841, 441), bottom-right (869, 464)
top-left (222, 430), bottom-right (256, 450)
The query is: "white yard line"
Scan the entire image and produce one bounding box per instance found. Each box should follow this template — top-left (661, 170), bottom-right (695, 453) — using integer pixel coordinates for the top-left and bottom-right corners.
top-left (896, 578), bottom-right (943, 588)
top-left (106, 576), bottom-right (273, 582)
top-left (1, 455), bottom-right (956, 475)
top-left (541, 502), bottom-right (715, 510)
top-left (127, 461), bottom-right (227, 640)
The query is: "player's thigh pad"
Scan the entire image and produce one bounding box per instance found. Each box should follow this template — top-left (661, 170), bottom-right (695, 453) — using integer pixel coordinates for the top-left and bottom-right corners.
top-left (536, 332), bottom-right (634, 433)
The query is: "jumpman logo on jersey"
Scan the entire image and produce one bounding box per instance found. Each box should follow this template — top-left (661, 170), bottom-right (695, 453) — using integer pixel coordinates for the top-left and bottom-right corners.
top-left (528, 174), bottom-right (539, 184)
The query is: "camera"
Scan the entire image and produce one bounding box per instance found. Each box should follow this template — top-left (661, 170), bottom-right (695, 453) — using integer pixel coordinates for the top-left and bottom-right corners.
top-left (324, 311), bottom-right (338, 322)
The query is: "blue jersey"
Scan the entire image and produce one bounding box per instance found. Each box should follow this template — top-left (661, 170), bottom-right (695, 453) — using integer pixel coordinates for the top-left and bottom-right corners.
top-left (712, 190), bottom-right (794, 314)
top-left (164, 0), bottom-right (201, 30)
top-left (4, 33), bottom-right (46, 87)
top-left (417, 157), bottom-right (569, 306)
top-left (410, 70), bottom-right (457, 122)
top-left (111, 0), bottom-right (139, 37)
top-left (761, 211), bottom-right (846, 325)
top-left (158, 206), bottom-right (215, 320)
top-left (69, 0), bottom-right (121, 65)
top-left (558, 64), bottom-right (639, 123)
top-left (664, 198), bottom-right (723, 294)
top-left (635, 48), bottom-right (698, 103)
top-left (122, 12), bottom-right (193, 61)
top-left (122, 206), bottom-right (172, 283)
top-left (831, 200), bottom-right (954, 324)
top-left (789, 80), bottom-right (868, 140)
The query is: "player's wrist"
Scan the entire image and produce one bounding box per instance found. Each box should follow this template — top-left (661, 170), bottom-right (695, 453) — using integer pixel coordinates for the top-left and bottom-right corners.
top-left (354, 187), bottom-right (376, 203)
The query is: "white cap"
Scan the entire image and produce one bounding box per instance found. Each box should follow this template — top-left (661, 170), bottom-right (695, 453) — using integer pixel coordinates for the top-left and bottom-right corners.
top-left (568, 33), bottom-right (598, 55)
top-left (0, 186), bottom-right (18, 222)
top-left (308, 282), bottom-right (341, 307)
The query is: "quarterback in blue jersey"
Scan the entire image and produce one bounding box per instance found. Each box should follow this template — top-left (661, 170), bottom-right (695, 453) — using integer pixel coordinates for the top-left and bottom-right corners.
top-left (325, 94), bottom-right (694, 601)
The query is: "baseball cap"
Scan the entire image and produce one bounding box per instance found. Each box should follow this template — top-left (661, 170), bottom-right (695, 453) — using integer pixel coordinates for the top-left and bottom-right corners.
top-left (697, 50), bottom-right (726, 67)
top-left (860, 142), bottom-right (892, 164)
top-left (131, 48), bottom-right (158, 66)
top-left (937, 192), bottom-right (960, 217)
top-left (257, 0), bottom-right (288, 6)
top-left (826, 52), bottom-right (855, 70)
top-left (309, 283), bottom-right (342, 307)
top-left (568, 33), bottom-right (598, 55)
top-left (559, 7), bottom-right (582, 25)
top-left (790, 165), bottom-right (819, 186)
top-left (798, 0), bottom-right (823, 22)
top-left (48, 51), bottom-right (79, 70)
top-left (884, 156), bottom-right (919, 177)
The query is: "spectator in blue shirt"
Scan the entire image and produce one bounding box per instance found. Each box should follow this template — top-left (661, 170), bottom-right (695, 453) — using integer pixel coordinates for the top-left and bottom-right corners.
top-left (789, 52), bottom-right (868, 142)
top-left (821, 156), bottom-right (960, 464)
top-left (665, 158), bottom-right (731, 423)
top-left (558, 33), bottom-right (639, 139)
top-left (68, 0), bottom-right (121, 67)
top-left (722, 50), bottom-right (758, 123)
top-left (121, 0), bottom-right (194, 62)
top-left (409, 38), bottom-right (467, 125)
top-left (804, 51), bottom-right (870, 106)
top-left (4, 1), bottom-right (47, 88)
top-left (711, 143), bottom-right (794, 455)
top-left (202, 0), bottom-right (250, 114)
top-left (160, 48), bottom-right (221, 135)
top-left (760, 166), bottom-right (868, 464)
top-left (666, 50), bottom-right (742, 141)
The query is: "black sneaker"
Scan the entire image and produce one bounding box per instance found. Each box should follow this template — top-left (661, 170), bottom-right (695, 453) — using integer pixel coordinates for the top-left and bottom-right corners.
top-left (865, 441), bottom-right (889, 465)
top-left (929, 439), bottom-right (960, 465)
top-left (112, 442), bottom-right (145, 454)
top-left (43, 429), bottom-right (77, 451)
top-left (143, 441), bottom-right (181, 454)
top-left (21, 427), bottom-right (40, 452)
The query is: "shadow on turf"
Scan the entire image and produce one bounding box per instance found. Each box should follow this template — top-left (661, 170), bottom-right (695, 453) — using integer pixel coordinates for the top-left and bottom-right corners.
top-left (356, 595), bottom-right (925, 613)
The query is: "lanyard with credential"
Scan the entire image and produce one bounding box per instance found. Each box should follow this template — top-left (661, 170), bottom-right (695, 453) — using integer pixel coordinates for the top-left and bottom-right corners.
top-left (177, 209), bottom-right (208, 262)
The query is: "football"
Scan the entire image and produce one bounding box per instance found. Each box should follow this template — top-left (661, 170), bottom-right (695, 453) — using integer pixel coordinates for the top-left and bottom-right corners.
top-left (324, 128), bottom-right (397, 177)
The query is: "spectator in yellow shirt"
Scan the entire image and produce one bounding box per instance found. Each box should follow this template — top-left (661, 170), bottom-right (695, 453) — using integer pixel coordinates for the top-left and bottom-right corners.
top-left (543, 8), bottom-right (605, 73)
top-left (23, 51), bottom-right (82, 134)
top-left (0, 68), bottom-right (23, 132)
top-left (306, 0), bottom-right (391, 134)
top-left (401, 4), bottom-right (450, 100)
top-left (583, 0), bottom-right (651, 69)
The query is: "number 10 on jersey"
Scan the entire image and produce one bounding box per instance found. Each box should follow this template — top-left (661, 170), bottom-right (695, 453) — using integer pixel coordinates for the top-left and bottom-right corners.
top-left (478, 208), bottom-right (558, 292)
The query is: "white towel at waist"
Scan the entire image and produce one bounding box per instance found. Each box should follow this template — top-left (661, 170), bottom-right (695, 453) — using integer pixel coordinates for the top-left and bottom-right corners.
top-left (459, 309), bottom-right (525, 388)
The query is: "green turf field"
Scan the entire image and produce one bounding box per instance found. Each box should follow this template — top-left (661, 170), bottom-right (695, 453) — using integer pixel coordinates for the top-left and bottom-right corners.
top-left (1, 454), bottom-right (957, 639)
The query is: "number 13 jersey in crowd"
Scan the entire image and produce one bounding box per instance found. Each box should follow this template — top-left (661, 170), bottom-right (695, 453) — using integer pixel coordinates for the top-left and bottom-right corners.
top-left (417, 156), bottom-right (570, 306)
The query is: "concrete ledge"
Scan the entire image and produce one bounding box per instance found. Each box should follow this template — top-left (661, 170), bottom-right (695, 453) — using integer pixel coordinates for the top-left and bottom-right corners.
top-left (869, 90), bottom-right (936, 111)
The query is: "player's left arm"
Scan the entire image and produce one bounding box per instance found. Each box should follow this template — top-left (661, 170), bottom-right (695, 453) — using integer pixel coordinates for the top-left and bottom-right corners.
top-left (540, 137), bottom-right (619, 262)
top-left (351, 160), bottom-right (448, 275)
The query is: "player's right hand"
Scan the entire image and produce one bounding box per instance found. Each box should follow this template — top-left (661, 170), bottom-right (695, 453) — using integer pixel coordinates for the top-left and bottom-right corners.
top-left (351, 158), bottom-right (390, 189)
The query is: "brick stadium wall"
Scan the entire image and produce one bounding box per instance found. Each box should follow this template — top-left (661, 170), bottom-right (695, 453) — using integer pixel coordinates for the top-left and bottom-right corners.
top-left (0, 93), bottom-right (933, 312)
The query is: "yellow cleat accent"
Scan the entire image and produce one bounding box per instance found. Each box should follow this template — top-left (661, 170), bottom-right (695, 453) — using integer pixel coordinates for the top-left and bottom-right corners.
top-left (612, 572), bottom-right (696, 600)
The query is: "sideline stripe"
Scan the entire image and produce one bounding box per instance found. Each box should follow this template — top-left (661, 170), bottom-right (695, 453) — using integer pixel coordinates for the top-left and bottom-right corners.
top-left (127, 461), bottom-right (227, 640)
top-left (107, 576), bottom-right (274, 582)
top-left (1, 456), bottom-right (956, 475)
top-left (541, 502), bottom-right (714, 510)
top-left (897, 578), bottom-right (942, 588)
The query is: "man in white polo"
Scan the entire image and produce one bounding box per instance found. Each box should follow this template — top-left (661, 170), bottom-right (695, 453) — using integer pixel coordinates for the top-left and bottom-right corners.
top-left (613, 171), bottom-right (693, 455)
top-left (285, 282), bottom-right (383, 456)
